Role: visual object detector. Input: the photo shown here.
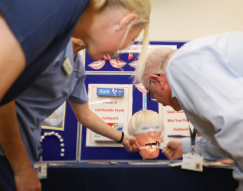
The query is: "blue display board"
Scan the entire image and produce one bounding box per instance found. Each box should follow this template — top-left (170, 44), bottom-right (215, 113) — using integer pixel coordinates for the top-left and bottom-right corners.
top-left (85, 41), bottom-right (186, 72)
top-left (41, 41), bottom-right (187, 161)
top-left (81, 41), bottom-right (187, 161)
top-left (42, 101), bottom-right (78, 161)
top-left (81, 75), bottom-right (166, 160)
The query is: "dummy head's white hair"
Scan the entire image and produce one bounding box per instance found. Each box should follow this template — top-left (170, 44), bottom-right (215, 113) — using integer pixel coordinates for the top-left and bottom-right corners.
top-left (128, 110), bottom-right (165, 139)
top-left (136, 47), bottom-right (176, 90)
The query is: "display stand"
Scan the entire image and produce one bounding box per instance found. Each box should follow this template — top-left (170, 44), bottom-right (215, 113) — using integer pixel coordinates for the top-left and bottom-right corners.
top-left (78, 41), bottom-right (187, 162)
top-left (41, 41), bottom-right (187, 162)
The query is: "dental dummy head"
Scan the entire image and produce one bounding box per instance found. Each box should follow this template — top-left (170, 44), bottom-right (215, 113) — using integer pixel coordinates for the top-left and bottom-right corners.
top-left (128, 110), bottom-right (164, 159)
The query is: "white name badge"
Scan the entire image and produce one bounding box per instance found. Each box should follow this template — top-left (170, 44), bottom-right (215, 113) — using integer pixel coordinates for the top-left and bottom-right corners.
top-left (62, 57), bottom-right (73, 76)
top-left (33, 162), bottom-right (47, 179)
top-left (181, 154), bottom-right (203, 172)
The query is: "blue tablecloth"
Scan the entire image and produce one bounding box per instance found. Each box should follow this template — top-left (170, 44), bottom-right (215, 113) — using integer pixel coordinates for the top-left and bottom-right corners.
top-left (41, 162), bottom-right (238, 191)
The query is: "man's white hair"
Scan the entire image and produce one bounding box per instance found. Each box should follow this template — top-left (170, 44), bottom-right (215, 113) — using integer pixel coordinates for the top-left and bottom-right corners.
top-left (137, 47), bottom-right (176, 90)
top-left (128, 110), bottom-right (164, 139)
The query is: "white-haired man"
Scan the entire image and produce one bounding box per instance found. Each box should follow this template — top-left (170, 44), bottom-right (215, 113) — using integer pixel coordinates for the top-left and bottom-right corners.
top-left (135, 32), bottom-right (243, 190)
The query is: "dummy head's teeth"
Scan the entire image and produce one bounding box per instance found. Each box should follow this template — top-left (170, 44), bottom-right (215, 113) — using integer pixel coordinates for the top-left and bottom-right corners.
top-left (146, 145), bottom-right (153, 149)
top-left (145, 141), bottom-right (158, 149)
top-left (145, 141), bottom-right (157, 147)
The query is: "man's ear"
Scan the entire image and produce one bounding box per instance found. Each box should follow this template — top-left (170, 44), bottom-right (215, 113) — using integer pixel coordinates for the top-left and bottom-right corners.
top-left (116, 13), bottom-right (137, 31)
top-left (149, 75), bottom-right (164, 89)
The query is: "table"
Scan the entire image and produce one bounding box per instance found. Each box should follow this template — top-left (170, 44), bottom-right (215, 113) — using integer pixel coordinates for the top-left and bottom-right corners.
top-left (41, 162), bottom-right (238, 191)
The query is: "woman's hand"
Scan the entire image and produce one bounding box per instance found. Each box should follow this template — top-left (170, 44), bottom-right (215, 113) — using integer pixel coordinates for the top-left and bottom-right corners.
top-left (122, 134), bottom-right (139, 152)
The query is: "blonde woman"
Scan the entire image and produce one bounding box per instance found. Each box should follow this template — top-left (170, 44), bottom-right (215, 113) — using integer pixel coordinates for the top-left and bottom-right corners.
top-left (0, 1), bottom-right (151, 190)
top-left (0, 0), bottom-right (150, 105)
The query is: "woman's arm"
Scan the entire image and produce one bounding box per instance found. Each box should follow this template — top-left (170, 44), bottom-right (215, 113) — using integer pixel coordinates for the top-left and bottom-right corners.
top-left (0, 13), bottom-right (25, 102)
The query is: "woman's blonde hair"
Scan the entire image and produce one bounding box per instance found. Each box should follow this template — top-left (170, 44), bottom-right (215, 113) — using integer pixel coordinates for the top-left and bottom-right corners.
top-left (128, 110), bottom-right (165, 139)
top-left (90, 0), bottom-right (150, 80)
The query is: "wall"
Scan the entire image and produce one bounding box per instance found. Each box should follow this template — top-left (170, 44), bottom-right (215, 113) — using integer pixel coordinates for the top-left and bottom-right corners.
top-left (149, 0), bottom-right (243, 41)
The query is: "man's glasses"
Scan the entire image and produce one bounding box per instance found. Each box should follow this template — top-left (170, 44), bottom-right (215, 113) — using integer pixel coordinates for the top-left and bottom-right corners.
top-left (148, 74), bottom-right (160, 102)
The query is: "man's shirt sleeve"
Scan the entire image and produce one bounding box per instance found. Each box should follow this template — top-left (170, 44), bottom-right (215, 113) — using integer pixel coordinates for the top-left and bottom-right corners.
top-left (166, 32), bottom-right (243, 183)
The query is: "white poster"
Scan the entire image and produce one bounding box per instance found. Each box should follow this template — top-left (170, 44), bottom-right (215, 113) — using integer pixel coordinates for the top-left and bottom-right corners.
top-left (86, 84), bottom-right (133, 147)
top-left (159, 104), bottom-right (193, 145)
top-left (41, 102), bottom-right (66, 131)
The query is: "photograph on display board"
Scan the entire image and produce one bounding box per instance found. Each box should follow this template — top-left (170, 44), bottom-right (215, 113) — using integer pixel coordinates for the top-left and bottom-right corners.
top-left (41, 102), bottom-right (66, 131)
top-left (85, 42), bottom-right (178, 72)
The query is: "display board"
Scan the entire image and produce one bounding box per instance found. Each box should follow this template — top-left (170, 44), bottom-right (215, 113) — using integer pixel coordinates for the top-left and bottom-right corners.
top-left (85, 41), bottom-right (184, 72)
top-left (80, 41), bottom-right (187, 161)
top-left (42, 101), bottom-right (79, 161)
top-left (36, 41), bottom-right (188, 162)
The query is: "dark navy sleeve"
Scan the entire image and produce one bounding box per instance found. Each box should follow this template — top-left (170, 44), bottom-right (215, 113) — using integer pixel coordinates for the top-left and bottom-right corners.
top-left (68, 53), bottom-right (89, 105)
top-left (0, 0), bottom-right (91, 106)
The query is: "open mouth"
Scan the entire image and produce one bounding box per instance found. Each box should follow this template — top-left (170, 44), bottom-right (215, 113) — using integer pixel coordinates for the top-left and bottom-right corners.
top-left (144, 141), bottom-right (159, 149)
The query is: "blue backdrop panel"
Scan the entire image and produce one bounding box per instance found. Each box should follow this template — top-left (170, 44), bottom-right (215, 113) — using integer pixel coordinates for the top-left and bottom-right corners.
top-left (42, 101), bottom-right (78, 161)
top-left (81, 75), bottom-right (166, 160)
top-left (85, 41), bottom-right (186, 72)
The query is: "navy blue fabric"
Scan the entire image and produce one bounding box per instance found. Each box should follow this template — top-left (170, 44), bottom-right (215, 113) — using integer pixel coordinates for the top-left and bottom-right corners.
top-left (0, 42), bottom-right (88, 189)
top-left (0, 0), bottom-right (91, 105)
top-left (0, 156), bottom-right (16, 191)
top-left (0, 40), bottom-right (88, 165)
top-left (41, 162), bottom-right (238, 191)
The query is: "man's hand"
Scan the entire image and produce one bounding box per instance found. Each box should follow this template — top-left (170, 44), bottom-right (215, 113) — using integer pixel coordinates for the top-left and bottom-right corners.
top-left (162, 140), bottom-right (184, 160)
top-left (122, 134), bottom-right (139, 152)
top-left (14, 166), bottom-right (41, 191)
